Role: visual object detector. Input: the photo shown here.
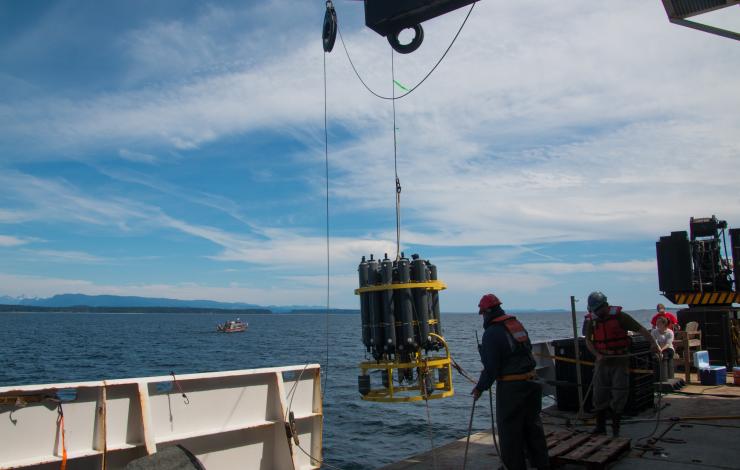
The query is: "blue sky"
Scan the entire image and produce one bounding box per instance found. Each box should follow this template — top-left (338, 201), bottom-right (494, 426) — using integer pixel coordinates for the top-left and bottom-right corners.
top-left (1, 1), bottom-right (738, 310)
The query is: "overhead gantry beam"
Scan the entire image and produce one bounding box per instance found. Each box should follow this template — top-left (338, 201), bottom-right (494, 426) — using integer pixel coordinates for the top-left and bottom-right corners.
top-left (661, 0), bottom-right (740, 41)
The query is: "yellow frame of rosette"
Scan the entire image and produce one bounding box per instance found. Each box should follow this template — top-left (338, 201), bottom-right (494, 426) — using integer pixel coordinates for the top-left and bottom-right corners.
top-left (354, 280), bottom-right (447, 295)
top-left (358, 333), bottom-right (454, 403)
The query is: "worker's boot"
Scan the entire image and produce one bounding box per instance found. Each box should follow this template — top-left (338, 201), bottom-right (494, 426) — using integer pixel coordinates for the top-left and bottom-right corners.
top-left (611, 413), bottom-right (621, 437)
top-left (591, 410), bottom-right (607, 435)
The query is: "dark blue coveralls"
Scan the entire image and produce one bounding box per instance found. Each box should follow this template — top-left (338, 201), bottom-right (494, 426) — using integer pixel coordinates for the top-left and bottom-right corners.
top-left (475, 310), bottom-right (550, 470)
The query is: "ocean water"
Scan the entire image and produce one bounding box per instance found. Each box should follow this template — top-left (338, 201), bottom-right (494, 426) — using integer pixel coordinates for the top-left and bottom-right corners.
top-left (0, 310), bottom-right (654, 469)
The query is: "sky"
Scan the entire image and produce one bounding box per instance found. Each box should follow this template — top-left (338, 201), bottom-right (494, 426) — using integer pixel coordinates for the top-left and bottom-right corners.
top-left (1, 1), bottom-right (739, 311)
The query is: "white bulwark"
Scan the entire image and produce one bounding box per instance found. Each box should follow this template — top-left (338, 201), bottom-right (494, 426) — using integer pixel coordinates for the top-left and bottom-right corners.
top-left (0, 365), bottom-right (322, 470)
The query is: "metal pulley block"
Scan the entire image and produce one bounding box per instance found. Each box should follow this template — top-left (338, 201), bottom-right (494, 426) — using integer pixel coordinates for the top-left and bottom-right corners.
top-left (364, 0), bottom-right (477, 53)
top-left (323, 0), bottom-right (337, 53)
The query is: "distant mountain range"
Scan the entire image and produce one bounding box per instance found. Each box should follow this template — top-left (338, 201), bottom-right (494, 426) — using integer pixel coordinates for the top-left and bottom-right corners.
top-left (0, 294), bottom-right (324, 313)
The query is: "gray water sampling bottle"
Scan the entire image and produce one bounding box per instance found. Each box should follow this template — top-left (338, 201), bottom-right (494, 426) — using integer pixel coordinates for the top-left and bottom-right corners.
top-left (411, 254), bottom-right (430, 348)
top-left (395, 254), bottom-right (416, 350)
top-left (358, 256), bottom-right (372, 351)
top-left (380, 254), bottom-right (397, 354)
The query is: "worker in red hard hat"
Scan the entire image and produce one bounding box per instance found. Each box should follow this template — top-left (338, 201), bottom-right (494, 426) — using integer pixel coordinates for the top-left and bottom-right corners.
top-left (472, 294), bottom-right (549, 470)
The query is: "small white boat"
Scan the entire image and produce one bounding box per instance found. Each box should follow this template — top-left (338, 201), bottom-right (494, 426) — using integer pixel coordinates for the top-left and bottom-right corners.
top-left (217, 319), bottom-right (247, 333)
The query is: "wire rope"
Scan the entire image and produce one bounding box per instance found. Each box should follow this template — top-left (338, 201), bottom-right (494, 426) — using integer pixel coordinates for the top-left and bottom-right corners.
top-left (337, 2), bottom-right (477, 101)
top-left (284, 364), bottom-right (348, 470)
top-left (423, 389), bottom-right (439, 470)
top-left (391, 49), bottom-right (402, 259)
top-left (296, 441), bottom-right (345, 470)
top-left (322, 45), bottom-right (331, 400)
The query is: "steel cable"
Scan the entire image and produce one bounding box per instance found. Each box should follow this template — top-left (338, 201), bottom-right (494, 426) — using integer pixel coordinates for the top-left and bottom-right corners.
top-left (323, 45), bottom-right (331, 400)
top-left (391, 49), bottom-right (401, 259)
top-left (285, 364), bottom-right (347, 469)
top-left (337, 2), bottom-right (477, 101)
top-left (423, 389), bottom-right (439, 470)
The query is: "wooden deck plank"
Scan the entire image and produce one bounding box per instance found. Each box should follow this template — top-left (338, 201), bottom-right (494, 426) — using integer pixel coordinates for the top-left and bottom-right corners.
top-left (582, 437), bottom-right (631, 464)
top-left (561, 435), bottom-right (611, 461)
top-left (546, 429), bottom-right (576, 448)
top-left (549, 433), bottom-right (592, 457)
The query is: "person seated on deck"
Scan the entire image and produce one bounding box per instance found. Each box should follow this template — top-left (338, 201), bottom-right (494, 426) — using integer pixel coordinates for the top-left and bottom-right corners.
top-left (651, 303), bottom-right (679, 331)
top-left (652, 316), bottom-right (675, 380)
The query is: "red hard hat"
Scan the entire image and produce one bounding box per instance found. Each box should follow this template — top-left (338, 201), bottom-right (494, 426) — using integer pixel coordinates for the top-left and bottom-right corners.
top-left (478, 294), bottom-right (502, 313)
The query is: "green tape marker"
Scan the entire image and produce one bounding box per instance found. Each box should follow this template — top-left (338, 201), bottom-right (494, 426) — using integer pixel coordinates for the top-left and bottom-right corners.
top-left (393, 80), bottom-right (409, 92)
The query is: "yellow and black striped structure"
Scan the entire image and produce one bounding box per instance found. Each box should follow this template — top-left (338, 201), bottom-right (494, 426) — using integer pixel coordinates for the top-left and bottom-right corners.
top-left (665, 291), bottom-right (739, 306)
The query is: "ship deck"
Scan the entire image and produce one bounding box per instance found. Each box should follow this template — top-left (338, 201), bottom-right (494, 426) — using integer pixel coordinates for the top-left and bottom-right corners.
top-left (380, 375), bottom-right (740, 470)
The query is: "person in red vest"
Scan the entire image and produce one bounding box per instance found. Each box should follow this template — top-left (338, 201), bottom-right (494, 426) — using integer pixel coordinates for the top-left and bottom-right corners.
top-left (472, 293), bottom-right (549, 470)
top-left (584, 291), bottom-right (660, 436)
top-left (650, 303), bottom-right (679, 331)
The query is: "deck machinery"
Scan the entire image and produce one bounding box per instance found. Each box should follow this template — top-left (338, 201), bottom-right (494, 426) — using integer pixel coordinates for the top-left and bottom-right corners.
top-left (355, 253), bottom-right (454, 402)
top-left (656, 215), bottom-right (740, 367)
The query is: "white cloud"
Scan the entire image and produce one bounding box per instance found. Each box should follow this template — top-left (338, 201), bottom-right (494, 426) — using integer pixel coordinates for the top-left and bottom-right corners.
top-left (94, 165), bottom-right (258, 228)
top-left (22, 249), bottom-right (106, 264)
top-left (0, 209), bottom-right (32, 223)
top-left (0, 170), bottom-right (157, 229)
top-left (118, 148), bottom-right (158, 164)
top-left (0, 272), bottom-right (337, 306)
top-left (515, 260), bottom-right (656, 275)
top-left (3, 4), bottom-right (738, 249)
top-left (161, 214), bottom-right (395, 268)
top-left (0, 273), bottom-right (96, 298)
top-left (0, 169), bottom-right (392, 272)
top-left (0, 235), bottom-right (28, 247)
top-left (0, 2), bottom-right (738, 309)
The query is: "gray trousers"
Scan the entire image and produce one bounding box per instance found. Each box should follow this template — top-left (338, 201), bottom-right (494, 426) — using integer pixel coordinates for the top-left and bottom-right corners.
top-left (496, 380), bottom-right (550, 470)
top-left (592, 360), bottom-right (630, 413)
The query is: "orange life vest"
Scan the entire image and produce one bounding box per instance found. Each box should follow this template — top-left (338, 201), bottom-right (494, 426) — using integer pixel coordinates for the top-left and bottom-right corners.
top-left (491, 314), bottom-right (530, 343)
top-left (587, 306), bottom-right (630, 354)
top-left (490, 314), bottom-right (536, 379)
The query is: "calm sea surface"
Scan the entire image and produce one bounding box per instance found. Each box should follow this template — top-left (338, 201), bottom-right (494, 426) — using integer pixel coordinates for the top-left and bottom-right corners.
top-left (0, 310), bottom-right (654, 469)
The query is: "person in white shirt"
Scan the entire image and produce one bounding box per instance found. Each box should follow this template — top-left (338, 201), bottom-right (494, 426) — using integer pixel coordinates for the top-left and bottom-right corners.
top-left (651, 316), bottom-right (675, 359)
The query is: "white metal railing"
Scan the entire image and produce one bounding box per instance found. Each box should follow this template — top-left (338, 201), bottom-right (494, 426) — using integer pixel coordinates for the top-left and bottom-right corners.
top-left (0, 365), bottom-right (322, 470)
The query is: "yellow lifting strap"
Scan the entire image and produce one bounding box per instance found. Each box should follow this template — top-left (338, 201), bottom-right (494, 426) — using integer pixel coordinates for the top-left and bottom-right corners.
top-left (533, 353), bottom-right (654, 375)
top-left (498, 371), bottom-right (537, 382)
top-left (354, 280), bottom-right (447, 295)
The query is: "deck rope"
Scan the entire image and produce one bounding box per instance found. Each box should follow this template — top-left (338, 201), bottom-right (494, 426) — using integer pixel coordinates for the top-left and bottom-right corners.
top-left (462, 397), bottom-right (477, 470)
top-left (56, 403), bottom-right (67, 470)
